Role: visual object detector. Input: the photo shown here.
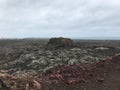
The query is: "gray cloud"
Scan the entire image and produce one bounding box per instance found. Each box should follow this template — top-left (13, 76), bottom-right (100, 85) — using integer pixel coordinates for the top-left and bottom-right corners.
top-left (0, 0), bottom-right (120, 38)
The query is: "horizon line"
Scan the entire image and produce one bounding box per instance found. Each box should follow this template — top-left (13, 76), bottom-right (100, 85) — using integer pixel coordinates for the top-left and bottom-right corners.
top-left (0, 37), bottom-right (120, 40)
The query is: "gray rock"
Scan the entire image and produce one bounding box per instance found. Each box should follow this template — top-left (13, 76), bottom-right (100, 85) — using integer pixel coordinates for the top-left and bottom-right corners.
top-left (79, 59), bottom-right (89, 63)
top-left (70, 48), bottom-right (81, 51)
top-left (32, 59), bottom-right (48, 67)
top-left (68, 59), bottom-right (79, 65)
top-left (43, 66), bottom-right (54, 73)
top-left (95, 47), bottom-right (109, 50)
top-left (25, 53), bottom-right (37, 60)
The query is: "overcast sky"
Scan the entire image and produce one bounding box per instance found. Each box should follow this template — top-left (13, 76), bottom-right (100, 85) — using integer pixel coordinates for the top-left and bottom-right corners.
top-left (0, 0), bottom-right (120, 39)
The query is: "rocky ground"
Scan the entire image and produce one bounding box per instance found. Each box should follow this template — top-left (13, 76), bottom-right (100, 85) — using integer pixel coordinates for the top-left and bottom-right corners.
top-left (46, 54), bottom-right (120, 90)
top-left (0, 38), bottom-right (120, 90)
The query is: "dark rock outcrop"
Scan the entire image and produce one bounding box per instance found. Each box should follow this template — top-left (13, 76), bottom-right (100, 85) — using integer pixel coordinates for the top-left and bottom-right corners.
top-left (46, 37), bottom-right (74, 49)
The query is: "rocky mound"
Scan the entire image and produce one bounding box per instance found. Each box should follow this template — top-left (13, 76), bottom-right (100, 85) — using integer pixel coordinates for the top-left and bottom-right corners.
top-left (46, 37), bottom-right (74, 49)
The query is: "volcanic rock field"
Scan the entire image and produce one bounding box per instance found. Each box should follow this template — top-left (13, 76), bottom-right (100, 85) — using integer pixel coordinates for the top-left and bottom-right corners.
top-left (0, 38), bottom-right (120, 90)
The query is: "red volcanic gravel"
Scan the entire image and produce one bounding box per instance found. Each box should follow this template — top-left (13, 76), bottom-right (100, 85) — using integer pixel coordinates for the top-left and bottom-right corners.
top-left (47, 54), bottom-right (120, 85)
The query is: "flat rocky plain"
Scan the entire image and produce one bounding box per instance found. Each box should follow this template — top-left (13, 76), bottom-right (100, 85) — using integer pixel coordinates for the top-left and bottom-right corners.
top-left (0, 38), bottom-right (120, 90)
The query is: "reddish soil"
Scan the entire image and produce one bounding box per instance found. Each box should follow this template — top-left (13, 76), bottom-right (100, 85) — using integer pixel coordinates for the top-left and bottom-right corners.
top-left (44, 54), bottom-right (120, 90)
